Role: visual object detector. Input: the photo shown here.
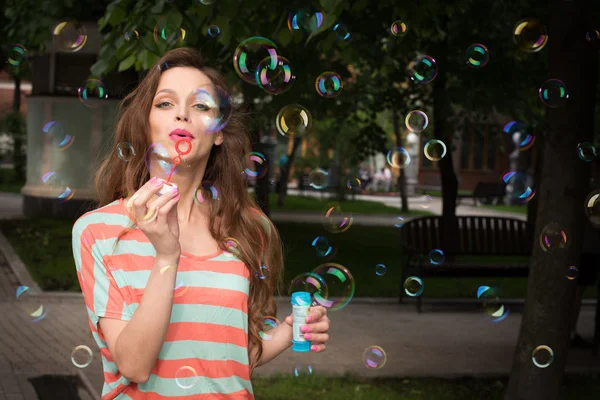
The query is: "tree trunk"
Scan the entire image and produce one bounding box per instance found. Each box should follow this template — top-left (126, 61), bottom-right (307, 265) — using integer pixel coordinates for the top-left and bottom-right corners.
top-left (12, 76), bottom-right (25, 183)
top-left (276, 136), bottom-right (302, 207)
top-left (391, 101), bottom-right (409, 212)
top-left (505, 1), bottom-right (597, 398)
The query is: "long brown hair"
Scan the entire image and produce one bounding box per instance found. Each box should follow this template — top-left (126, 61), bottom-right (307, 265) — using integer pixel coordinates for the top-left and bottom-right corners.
top-left (93, 47), bottom-right (284, 374)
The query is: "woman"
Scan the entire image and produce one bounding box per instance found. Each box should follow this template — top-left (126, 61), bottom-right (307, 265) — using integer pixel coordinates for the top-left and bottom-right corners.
top-left (72, 48), bottom-right (330, 399)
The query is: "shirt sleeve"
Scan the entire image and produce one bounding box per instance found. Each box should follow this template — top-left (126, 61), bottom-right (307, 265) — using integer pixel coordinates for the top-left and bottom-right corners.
top-left (72, 219), bottom-right (133, 329)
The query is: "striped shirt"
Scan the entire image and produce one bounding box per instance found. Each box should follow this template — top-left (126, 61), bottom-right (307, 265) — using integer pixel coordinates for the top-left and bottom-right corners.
top-left (72, 198), bottom-right (253, 399)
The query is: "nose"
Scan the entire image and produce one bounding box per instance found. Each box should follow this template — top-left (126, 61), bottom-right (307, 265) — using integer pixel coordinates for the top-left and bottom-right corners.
top-left (176, 115), bottom-right (189, 122)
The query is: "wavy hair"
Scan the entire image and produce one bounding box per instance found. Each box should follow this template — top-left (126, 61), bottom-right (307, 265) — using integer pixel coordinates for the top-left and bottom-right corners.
top-left (93, 47), bottom-right (284, 374)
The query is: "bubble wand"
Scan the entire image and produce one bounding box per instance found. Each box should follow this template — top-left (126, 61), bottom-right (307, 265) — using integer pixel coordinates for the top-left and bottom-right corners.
top-left (157, 138), bottom-right (192, 196)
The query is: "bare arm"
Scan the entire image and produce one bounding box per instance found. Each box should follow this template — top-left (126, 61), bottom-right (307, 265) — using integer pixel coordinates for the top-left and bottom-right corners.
top-left (252, 322), bottom-right (293, 368)
top-left (100, 254), bottom-right (179, 383)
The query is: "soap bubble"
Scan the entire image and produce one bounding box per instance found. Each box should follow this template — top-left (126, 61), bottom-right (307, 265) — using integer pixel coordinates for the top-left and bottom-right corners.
top-left (153, 17), bottom-right (186, 46)
top-left (404, 276), bottom-right (424, 297)
top-left (287, 10), bottom-right (324, 33)
top-left (124, 29), bottom-right (139, 41)
top-left (7, 44), bottom-right (27, 66)
top-left (513, 18), bottom-right (548, 52)
top-left (386, 147), bottom-right (411, 169)
top-left (71, 345), bottom-right (93, 368)
top-left (16, 286), bottom-right (47, 322)
top-left (503, 121), bottom-right (535, 151)
top-left (363, 346), bottom-right (387, 370)
top-left (315, 72), bottom-right (343, 98)
top-left (391, 20), bottom-right (408, 37)
top-left (577, 142), bottom-right (596, 162)
top-left (566, 266), bottom-right (579, 281)
top-left (502, 171), bottom-right (536, 204)
top-left (375, 264), bottom-right (387, 276)
top-left (424, 140), bottom-right (447, 161)
top-left (42, 121), bottom-right (75, 151)
top-left (78, 79), bottom-right (108, 108)
top-left (291, 364), bottom-right (313, 377)
top-left (117, 142), bottom-right (136, 162)
top-left (207, 25), bottom-right (220, 37)
top-left (312, 263), bottom-right (355, 311)
top-left (311, 236), bottom-right (333, 258)
top-left (465, 43), bottom-right (489, 68)
top-left (408, 55), bottom-right (438, 84)
top-left (243, 152), bottom-right (268, 179)
top-left (257, 264), bottom-right (269, 280)
top-left (256, 56), bottom-right (295, 95)
top-left (53, 21), bottom-right (87, 52)
top-left (346, 178), bottom-right (362, 191)
top-left (276, 104), bottom-right (312, 138)
top-left (405, 110), bottom-right (429, 132)
top-left (233, 37), bottom-right (279, 85)
top-left (322, 203), bottom-right (353, 234)
top-left (193, 181), bottom-right (219, 204)
top-left (428, 249), bottom-right (445, 265)
top-left (477, 285), bottom-right (509, 323)
top-left (532, 345), bottom-right (554, 368)
top-left (259, 316), bottom-right (279, 340)
top-left (41, 171), bottom-right (75, 203)
top-left (333, 23), bottom-right (352, 42)
top-left (289, 272), bottom-right (328, 303)
top-left (586, 30), bottom-right (600, 43)
top-left (393, 216), bottom-right (405, 228)
top-left (191, 87), bottom-right (233, 133)
top-left (175, 366), bottom-right (198, 389)
top-left (309, 168), bottom-right (330, 189)
top-left (584, 190), bottom-right (600, 227)
top-left (538, 79), bottom-right (569, 108)
top-left (539, 223), bottom-right (568, 253)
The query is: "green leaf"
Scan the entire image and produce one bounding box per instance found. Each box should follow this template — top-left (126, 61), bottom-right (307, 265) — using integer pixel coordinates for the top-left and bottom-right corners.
top-left (118, 54), bottom-right (136, 71)
top-left (319, 0), bottom-right (344, 13)
top-left (277, 27), bottom-right (293, 48)
top-left (106, 5), bottom-right (127, 27)
top-left (150, 1), bottom-right (164, 14)
top-left (90, 58), bottom-right (111, 77)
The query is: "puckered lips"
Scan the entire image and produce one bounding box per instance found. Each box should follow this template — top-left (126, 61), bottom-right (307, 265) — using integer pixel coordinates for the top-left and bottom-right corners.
top-left (169, 128), bottom-right (195, 140)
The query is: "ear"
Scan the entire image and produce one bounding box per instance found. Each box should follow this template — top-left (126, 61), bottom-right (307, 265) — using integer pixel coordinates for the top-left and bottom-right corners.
top-left (214, 131), bottom-right (224, 146)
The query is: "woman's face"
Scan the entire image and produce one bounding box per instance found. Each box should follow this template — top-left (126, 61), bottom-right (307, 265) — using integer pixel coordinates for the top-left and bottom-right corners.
top-left (148, 66), bottom-right (224, 167)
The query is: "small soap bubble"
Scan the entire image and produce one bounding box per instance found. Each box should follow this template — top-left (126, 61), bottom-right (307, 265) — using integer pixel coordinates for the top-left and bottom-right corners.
top-left (42, 121), bottom-right (75, 150)
top-left (117, 142), bottom-right (136, 162)
top-left (333, 23), bottom-right (352, 42)
top-left (291, 364), bottom-right (313, 377)
top-left (375, 264), bottom-right (387, 276)
top-left (393, 216), bottom-right (405, 228)
top-left (503, 121), bottom-right (535, 151)
top-left (243, 152), bottom-right (268, 179)
top-left (124, 29), bottom-right (139, 41)
top-left (362, 346), bottom-right (387, 370)
top-left (346, 177), bottom-right (362, 191)
top-left (532, 345), bottom-right (554, 368)
top-left (289, 272), bottom-right (328, 303)
top-left (199, 0), bottom-right (216, 4)
top-left (53, 21), bottom-right (88, 52)
top-left (309, 168), bottom-right (330, 189)
top-left (191, 87), bottom-right (233, 133)
top-left (288, 10), bottom-right (324, 33)
top-left (405, 110), bottom-right (429, 132)
top-left (223, 237), bottom-right (240, 258)
top-left (539, 223), bottom-right (568, 253)
top-left (429, 249), bottom-right (445, 265)
top-left (233, 37), bottom-right (279, 85)
top-left (259, 316), bottom-right (279, 340)
top-left (386, 147), bottom-right (411, 169)
top-left (41, 171), bottom-right (75, 203)
top-left (312, 263), bottom-right (355, 310)
top-left (145, 143), bottom-right (178, 180)
top-left (256, 56), bottom-right (295, 95)
top-left (586, 30), bottom-right (600, 43)
top-left (276, 104), bottom-right (312, 138)
top-left (408, 55), bottom-right (438, 84)
top-left (424, 140), bottom-right (447, 161)
top-left (257, 264), bottom-right (270, 280)
top-left (585, 190), bottom-right (600, 227)
top-left (7, 44), bottom-right (27, 67)
top-left (71, 345), bottom-right (93, 368)
top-left (465, 43), bottom-right (490, 68)
top-left (566, 266), bottom-right (579, 280)
top-left (391, 20), bottom-right (408, 37)
top-left (322, 203), bottom-right (353, 233)
top-left (207, 25), bottom-right (220, 37)
top-left (502, 171), bottom-right (535, 204)
top-left (539, 79), bottom-right (569, 108)
top-left (404, 276), bottom-right (424, 297)
top-left (420, 194), bottom-right (432, 209)
top-left (153, 17), bottom-right (186, 46)
top-left (311, 236), bottom-right (333, 257)
top-left (315, 72), bottom-right (343, 98)
top-left (477, 285), bottom-right (509, 322)
top-left (175, 366), bottom-right (199, 389)
top-left (513, 19), bottom-right (548, 52)
top-left (577, 142), bottom-right (596, 162)
top-left (78, 79), bottom-right (108, 108)
top-left (16, 286), bottom-right (47, 322)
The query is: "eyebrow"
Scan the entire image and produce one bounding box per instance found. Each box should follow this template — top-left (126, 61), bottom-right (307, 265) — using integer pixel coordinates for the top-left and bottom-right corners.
top-left (155, 85), bottom-right (213, 97)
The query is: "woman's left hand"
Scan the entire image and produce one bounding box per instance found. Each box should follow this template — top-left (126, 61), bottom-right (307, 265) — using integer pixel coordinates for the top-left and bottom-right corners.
top-left (285, 306), bottom-right (330, 352)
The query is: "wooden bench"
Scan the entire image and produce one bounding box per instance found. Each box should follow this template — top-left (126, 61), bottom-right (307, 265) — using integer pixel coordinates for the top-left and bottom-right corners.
top-left (399, 215), bottom-right (531, 312)
top-left (457, 182), bottom-right (506, 206)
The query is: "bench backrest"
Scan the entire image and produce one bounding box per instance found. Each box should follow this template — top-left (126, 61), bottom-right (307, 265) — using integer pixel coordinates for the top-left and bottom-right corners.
top-left (473, 182), bottom-right (506, 197)
top-left (401, 216), bottom-right (532, 256)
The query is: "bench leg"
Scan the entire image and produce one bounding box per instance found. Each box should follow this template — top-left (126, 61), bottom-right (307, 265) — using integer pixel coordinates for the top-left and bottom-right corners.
top-left (594, 279), bottom-right (600, 356)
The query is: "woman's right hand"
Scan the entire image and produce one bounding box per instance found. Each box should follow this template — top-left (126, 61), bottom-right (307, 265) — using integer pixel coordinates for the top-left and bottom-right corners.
top-left (126, 177), bottom-right (181, 258)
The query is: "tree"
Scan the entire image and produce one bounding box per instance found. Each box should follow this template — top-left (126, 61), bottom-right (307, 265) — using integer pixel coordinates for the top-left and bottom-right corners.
top-left (504, 0), bottom-right (598, 398)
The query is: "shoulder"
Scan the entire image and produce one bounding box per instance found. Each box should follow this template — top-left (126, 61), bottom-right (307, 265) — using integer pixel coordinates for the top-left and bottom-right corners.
top-left (72, 199), bottom-right (131, 239)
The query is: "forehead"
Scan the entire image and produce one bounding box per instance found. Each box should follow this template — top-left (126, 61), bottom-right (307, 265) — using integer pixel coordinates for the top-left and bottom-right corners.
top-left (155, 66), bottom-right (214, 94)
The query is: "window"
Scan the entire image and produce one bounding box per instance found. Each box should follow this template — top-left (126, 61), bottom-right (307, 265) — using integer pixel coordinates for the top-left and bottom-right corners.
top-left (459, 124), bottom-right (497, 171)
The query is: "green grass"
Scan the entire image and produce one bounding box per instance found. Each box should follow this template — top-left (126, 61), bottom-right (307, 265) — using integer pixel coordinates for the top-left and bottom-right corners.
top-left (252, 373), bottom-right (600, 400)
top-left (0, 167), bottom-right (25, 193)
top-left (270, 194), bottom-right (433, 216)
top-left (418, 189), bottom-right (473, 197)
top-left (481, 204), bottom-right (528, 215)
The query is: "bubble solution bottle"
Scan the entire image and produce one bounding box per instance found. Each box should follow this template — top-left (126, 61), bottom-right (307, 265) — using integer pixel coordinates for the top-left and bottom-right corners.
top-left (291, 292), bottom-right (311, 352)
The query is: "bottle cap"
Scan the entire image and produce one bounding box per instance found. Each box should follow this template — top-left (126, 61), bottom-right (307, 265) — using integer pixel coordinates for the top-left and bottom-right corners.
top-left (292, 340), bottom-right (311, 352)
top-left (291, 291), bottom-right (311, 306)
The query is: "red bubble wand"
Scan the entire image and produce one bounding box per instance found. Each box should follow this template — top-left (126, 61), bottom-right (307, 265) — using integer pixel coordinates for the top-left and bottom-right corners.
top-left (167, 138), bottom-right (192, 183)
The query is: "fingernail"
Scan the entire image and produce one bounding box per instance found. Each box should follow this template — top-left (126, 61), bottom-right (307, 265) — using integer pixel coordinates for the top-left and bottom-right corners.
top-left (171, 188), bottom-right (179, 195)
top-left (311, 345), bottom-right (318, 351)
top-left (150, 176), bottom-right (157, 183)
top-left (154, 179), bottom-right (163, 187)
top-left (174, 194), bottom-right (180, 200)
top-left (301, 325), bottom-right (309, 333)
top-left (306, 316), bottom-right (313, 323)
top-left (304, 333), bottom-right (312, 340)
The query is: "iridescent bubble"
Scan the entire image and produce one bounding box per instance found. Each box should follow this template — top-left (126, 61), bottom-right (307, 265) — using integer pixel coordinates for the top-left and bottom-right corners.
top-left (291, 364), bottom-right (313, 377)
top-left (78, 79), bottom-right (108, 108)
top-left (7, 44), bottom-right (27, 67)
top-left (386, 147), bottom-right (411, 169)
top-left (404, 276), bottom-right (424, 297)
top-left (393, 216), bottom-right (405, 228)
top-left (257, 264), bottom-right (270, 280)
top-left (513, 19), bottom-right (548, 53)
top-left (375, 264), bottom-right (386, 276)
top-left (539, 223), bottom-right (568, 253)
top-left (208, 25), bottom-right (220, 37)
top-left (391, 20), bottom-right (408, 37)
top-left (276, 104), bottom-right (312, 138)
top-left (233, 37), bottom-right (279, 85)
top-left (199, 0), bottom-right (216, 4)
top-left (312, 236), bottom-right (333, 258)
top-left (346, 177), bottom-right (362, 191)
top-left (577, 142), bottom-right (596, 162)
top-left (190, 87), bottom-right (232, 133)
top-left (477, 285), bottom-right (509, 322)
top-left (145, 143), bottom-right (178, 180)
top-left (315, 72), bottom-right (343, 98)
top-left (503, 121), bottom-right (535, 151)
top-left (586, 30), bottom-right (600, 43)
top-left (420, 194), bottom-right (432, 209)
top-left (333, 23), bottom-right (352, 42)
top-left (502, 171), bottom-right (535, 204)
top-left (312, 263), bottom-right (355, 311)
top-left (243, 152), bottom-right (268, 179)
top-left (71, 345), bottom-right (93, 368)
top-left (289, 272), bottom-right (328, 303)
top-left (424, 140), bottom-right (447, 161)
top-left (465, 43), bottom-right (489, 68)
top-left (429, 249), bottom-right (445, 265)
top-left (16, 286), bottom-right (47, 322)
top-left (532, 345), bottom-right (554, 368)
top-left (566, 265), bottom-right (579, 281)
top-left (42, 121), bottom-right (75, 150)
top-left (362, 346), bottom-right (387, 370)
top-left (259, 316), bottom-right (279, 340)
top-left (408, 55), bottom-right (438, 84)
top-left (117, 142), bottom-right (136, 162)
top-left (584, 190), bottom-right (600, 227)
top-left (223, 237), bottom-right (241, 257)
top-left (405, 110), bottom-right (429, 132)
top-left (309, 168), bottom-right (330, 189)
top-left (153, 17), bottom-right (186, 46)
top-left (42, 171), bottom-right (74, 203)
top-left (287, 10), bottom-right (324, 33)
top-left (538, 79), bottom-right (569, 108)
top-left (53, 21), bottom-right (87, 52)
top-left (175, 366), bottom-right (198, 389)
top-left (256, 56), bottom-right (295, 95)
top-left (124, 29), bottom-right (139, 41)
top-left (322, 203), bottom-right (353, 234)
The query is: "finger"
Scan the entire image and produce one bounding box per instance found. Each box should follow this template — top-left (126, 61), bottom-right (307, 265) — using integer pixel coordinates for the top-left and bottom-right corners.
top-left (303, 332), bottom-right (329, 343)
top-left (132, 177), bottom-right (166, 221)
top-left (309, 344), bottom-right (326, 353)
top-left (285, 315), bottom-right (293, 326)
top-left (301, 320), bottom-right (329, 334)
top-left (155, 189), bottom-right (181, 227)
top-left (306, 306), bottom-right (327, 323)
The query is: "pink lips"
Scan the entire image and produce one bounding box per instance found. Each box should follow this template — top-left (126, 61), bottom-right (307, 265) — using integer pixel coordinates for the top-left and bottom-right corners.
top-left (169, 128), bottom-right (195, 139)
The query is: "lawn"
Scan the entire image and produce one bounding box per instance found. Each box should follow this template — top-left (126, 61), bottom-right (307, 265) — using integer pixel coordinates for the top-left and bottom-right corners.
top-left (252, 373), bottom-right (600, 400)
top-left (3, 216), bottom-right (597, 299)
top-left (481, 204), bottom-right (528, 215)
top-left (0, 167), bottom-right (25, 194)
